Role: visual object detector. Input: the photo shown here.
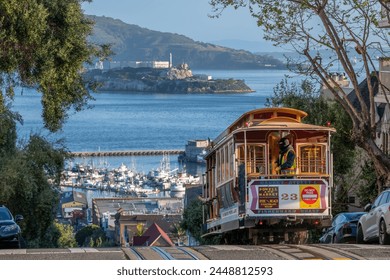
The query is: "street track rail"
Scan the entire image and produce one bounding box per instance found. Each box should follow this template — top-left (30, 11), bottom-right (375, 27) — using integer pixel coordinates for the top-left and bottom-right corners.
top-left (125, 247), bottom-right (202, 260)
top-left (152, 247), bottom-right (175, 260)
top-left (161, 247), bottom-right (201, 260)
top-left (260, 244), bottom-right (365, 260)
top-left (2, 244), bottom-right (385, 260)
top-left (127, 247), bottom-right (145, 260)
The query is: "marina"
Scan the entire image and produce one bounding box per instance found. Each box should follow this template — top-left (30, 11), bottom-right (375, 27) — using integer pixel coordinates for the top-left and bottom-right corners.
top-left (61, 153), bottom-right (202, 203)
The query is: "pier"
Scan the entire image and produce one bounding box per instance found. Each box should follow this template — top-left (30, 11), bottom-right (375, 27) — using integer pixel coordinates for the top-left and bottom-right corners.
top-left (70, 149), bottom-right (184, 158)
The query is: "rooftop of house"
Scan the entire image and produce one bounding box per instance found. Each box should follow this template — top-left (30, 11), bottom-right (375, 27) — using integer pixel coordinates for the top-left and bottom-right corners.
top-left (92, 197), bottom-right (184, 217)
top-left (133, 222), bottom-right (174, 247)
top-left (61, 190), bottom-right (88, 206)
top-left (347, 73), bottom-right (379, 114)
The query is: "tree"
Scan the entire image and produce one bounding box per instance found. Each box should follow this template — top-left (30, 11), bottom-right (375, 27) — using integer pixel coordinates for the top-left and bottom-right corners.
top-left (181, 199), bottom-right (204, 243)
top-left (0, 132), bottom-right (68, 247)
top-left (268, 77), bottom-right (356, 213)
top-left (33, 220), bottom-right (76, 248)
top-left (0, 0), bottom-right (110, 247)
top-left (171, 223), bottom-right (186, 245)
top-left (356, 161), bottom-right (378, 206)
top-left (75, 224), bottom-right (108, 247)
top-left (210, 0), bottom-right (390, 193)
top-left (136, 223), bottom-right (145, 236)
top-left (0, 0), bottom-right (110, 132)
top-left (181, 199), bottom-right (221, 244)
top-left (53, 222), bottom-right (77, 248)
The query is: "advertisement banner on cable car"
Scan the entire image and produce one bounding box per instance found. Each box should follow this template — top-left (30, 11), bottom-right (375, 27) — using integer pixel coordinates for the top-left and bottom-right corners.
top-left (247, 179), bottom-right (330, 216)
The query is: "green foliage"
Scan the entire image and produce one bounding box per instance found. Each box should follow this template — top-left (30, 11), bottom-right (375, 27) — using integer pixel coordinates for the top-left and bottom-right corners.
top-left (181, 199), bottom-right (204, 243)
top-left (171, 223), bottom-right (186, 244)
top-left (136, 223), bottom-right (145, 236)
top-left (181, 199), bottom-right (220, 245)
top-left (266, 77), bottom-right (322, 116)
top-left (0, 107), bottom-right (20, 158)
top-left (0, 0), bottom-right (110, 249)
top-left (0, 0), bottom-right (109, 132)
top-left (0, 110), bottom-right (67, 247)
top-left (331, 184), bottom-right (350, 214)
top-left (356, 161), bottom-right (378, 207)
top-left (75, 224), bottom-right (108, 247)
top-left (54, 222), bottom-right (77, 248)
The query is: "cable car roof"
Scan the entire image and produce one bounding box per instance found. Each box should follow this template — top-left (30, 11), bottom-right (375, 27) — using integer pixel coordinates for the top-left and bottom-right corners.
top-left (212, 107), bottom-right (336, 146)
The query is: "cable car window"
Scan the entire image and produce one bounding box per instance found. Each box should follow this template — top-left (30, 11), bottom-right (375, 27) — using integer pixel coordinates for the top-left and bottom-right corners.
top-left (237, 144), bottom-right (266, 176)
top-left (229, 142), bottom-right (234, 178)
top-left (216, 150), bottom-right (221, 183)
top-left (298, 144), bottom-right (326, 174)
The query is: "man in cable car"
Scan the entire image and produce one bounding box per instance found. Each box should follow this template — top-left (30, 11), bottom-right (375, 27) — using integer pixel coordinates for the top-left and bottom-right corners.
top-left (275, 137), bottom-right (296, 177)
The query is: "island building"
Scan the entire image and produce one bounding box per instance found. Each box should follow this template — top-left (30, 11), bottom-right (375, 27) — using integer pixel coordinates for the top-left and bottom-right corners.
top-left (95, 53), bottom-right (174, 70)
top-left (95, 60), bottom-right (170, 70)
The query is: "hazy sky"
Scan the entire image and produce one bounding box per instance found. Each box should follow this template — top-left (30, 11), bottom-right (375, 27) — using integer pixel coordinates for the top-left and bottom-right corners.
top-left (81, 0), bottom-right (276, 52)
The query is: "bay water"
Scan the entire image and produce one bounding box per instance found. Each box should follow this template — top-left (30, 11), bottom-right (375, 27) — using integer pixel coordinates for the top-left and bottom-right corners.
top-left (13, 69), bottom-right (296, 174)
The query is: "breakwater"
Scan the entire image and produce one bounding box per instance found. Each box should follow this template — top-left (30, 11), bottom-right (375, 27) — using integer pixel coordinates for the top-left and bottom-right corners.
top-left (70, 149), bottom-right (184, 158)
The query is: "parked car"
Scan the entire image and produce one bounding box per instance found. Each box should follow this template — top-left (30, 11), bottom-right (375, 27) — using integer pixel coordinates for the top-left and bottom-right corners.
top-left (357, 189), bottom-right (390, 245)
top-left (319, 212), bottom-right (365, 243)
top-left (0, 205), bottom-right (24, 249)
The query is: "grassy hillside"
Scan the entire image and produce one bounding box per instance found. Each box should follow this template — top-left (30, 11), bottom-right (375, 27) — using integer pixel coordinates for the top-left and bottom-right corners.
top-left (87, 15), bottom-right (285, 70)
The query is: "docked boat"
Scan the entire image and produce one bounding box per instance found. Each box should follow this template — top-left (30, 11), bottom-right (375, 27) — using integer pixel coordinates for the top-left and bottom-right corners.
top-left (170, 182), bottom-right (185, 192)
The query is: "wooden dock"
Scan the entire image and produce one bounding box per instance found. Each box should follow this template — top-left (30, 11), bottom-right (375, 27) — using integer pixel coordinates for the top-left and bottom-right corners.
top-left (70, 149), bottom-right (184, 158)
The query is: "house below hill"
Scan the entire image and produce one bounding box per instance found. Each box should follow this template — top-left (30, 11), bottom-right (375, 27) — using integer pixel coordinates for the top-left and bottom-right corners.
top-left (91, 197), bottom-right (183, 247)
top-left (60, 191), bottom-right (88, 219)
top-left (133, 222), bottom-right (174, 247)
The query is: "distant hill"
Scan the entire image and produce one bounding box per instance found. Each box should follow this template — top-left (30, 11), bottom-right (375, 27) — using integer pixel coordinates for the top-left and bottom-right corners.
top-left (86, 15), bottom-right (285, 70)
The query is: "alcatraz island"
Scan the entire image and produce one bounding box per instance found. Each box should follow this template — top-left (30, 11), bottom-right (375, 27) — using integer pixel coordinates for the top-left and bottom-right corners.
top-left (83, 61), bottom-right (254, 94)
